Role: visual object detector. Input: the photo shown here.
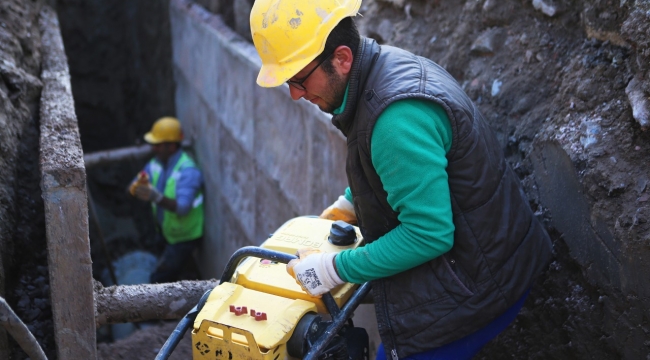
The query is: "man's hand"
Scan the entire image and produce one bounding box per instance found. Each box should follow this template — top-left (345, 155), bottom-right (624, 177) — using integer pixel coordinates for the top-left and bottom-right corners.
top-left (133, 183), bottom-right (164, 203)
top-left (129, 171), bottom-right (149, 196)
top-left (287, 249), bottom-right (344, 297)
top-left (319, 195), bottom-right (357, 224)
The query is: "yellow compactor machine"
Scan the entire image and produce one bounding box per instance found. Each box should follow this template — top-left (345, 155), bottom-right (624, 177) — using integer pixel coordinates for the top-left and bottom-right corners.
top-left (156, 217), bottom-right (372, 360)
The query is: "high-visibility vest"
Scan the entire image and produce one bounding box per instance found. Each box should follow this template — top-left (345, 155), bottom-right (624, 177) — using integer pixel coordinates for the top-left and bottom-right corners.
top-left (150, 151), bottom-right (204, 244)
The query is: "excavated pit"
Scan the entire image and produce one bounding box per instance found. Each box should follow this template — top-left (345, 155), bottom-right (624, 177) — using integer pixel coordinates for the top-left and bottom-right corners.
top-left (1, 0), bottom-right (649, 359)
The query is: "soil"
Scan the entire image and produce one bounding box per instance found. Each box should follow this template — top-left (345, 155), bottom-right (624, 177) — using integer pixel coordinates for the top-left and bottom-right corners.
top-left (0, 0), bottom-right (54, 358)
top-left (347, 1), bottom-right (650, 359)
top-left (1, 0), bottom-right (649, 359)
top-left (96, 321), bottom-right (192, 360)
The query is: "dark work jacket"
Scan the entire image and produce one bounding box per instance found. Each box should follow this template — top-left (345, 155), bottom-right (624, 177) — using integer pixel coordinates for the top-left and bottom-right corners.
top-left (331, 38), bottom-right (553, 359)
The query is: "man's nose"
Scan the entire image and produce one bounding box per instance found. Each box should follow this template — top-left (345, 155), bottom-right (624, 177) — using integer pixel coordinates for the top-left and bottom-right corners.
top-left (289, 85), bottom-right (306, 101)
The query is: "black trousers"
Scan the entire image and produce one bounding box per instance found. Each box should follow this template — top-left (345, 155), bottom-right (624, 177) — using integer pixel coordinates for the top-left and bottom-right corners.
top-left (150, 237), bottom-right (201, 283)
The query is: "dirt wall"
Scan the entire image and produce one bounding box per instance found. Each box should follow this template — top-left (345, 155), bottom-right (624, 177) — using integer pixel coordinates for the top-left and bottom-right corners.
top-left (350, 0), bottom-right (649, 358)
top-left (0, 0), bottom-right (43, 300)
top-left (0, 0), bottom-right (54, 358)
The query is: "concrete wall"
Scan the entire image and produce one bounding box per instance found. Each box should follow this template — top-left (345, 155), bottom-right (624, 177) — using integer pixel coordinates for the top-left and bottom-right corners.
top-left (169, 0), bottom-right (349, 280)
top-left (39, 7), bottom-right (97, 359)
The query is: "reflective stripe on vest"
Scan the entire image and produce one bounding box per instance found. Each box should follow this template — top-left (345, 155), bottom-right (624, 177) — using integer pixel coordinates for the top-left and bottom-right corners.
top-left (150, 151), bottom-right (204, 244)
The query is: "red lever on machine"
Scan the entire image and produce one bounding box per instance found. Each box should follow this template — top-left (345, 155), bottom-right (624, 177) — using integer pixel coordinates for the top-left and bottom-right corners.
top-left (229, 305), bottom-right (248, 316)
top-left (250, 309), bottom-right (267, 321)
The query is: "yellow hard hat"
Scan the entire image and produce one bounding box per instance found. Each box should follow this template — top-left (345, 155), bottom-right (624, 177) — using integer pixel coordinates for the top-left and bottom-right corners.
top-left (250, 0), bottom-right (361, 88)
top-left (144, 117), bottom-right (183, 144)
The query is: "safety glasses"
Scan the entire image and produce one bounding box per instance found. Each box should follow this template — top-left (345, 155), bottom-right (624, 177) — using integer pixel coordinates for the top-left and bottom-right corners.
top-left (286, 53), bottom-right (333, 91)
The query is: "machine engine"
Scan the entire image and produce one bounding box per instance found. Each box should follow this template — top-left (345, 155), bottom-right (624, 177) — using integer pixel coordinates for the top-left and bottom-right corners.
top-left (189, 217), bottom-right (370, 360)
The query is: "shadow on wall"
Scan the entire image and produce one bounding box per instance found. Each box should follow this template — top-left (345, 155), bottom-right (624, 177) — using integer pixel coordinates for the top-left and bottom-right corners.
top-left (194, 0), bottom-right (252, 40)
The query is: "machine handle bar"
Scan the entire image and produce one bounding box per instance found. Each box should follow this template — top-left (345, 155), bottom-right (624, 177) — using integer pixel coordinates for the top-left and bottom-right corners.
top-left (219, 246), bottom-right (296, 283)
top-left (218, 246), bottom-right (344, 316)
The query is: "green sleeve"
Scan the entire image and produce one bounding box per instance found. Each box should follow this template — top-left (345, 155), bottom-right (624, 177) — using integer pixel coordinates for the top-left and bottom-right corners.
top-left (336, 99), bottom-right (455, 283)
top-left (344, 187), bottom-right (353, 204)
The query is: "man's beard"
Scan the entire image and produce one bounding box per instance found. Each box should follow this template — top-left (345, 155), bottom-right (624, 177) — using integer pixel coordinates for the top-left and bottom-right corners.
top-left (320, 70), bottom-right (348, 114)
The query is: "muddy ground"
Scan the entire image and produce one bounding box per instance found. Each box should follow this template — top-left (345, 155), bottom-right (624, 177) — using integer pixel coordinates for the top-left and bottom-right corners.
top-left (96, 321), bottom-right (192, 360)
top-left (1, 0), bottom-right (649, 359)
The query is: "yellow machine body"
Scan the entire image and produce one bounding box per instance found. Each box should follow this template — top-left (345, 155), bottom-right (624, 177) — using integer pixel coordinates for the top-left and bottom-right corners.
top-left (192, 282), bottom-right (317, 360)
top-left (192, 217), bottom-right (364, 360)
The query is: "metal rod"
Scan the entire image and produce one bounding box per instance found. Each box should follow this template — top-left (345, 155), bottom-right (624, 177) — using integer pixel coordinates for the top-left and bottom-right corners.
top-left (83, 140), bottom-right (191, 169)
top-left (155, 314), bottom-right (194, 360)
top-left (0, 296), bottom-right (48, 360)
top-left (83, 144), bottom-right (152, 169)
top-left (87, 185), bottom-right (144, 330)
top-left (219, 246), bottom-right (296, 284)
top-left (86, 185), bottom-right (118, 286)
top-left (321, 292), bottom-right (341, 318)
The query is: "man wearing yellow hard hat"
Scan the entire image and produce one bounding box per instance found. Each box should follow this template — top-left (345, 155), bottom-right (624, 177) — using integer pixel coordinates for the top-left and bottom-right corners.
top-left (129, 117), bottom-right (204, 283)
top-left (251, 1), bottom-right (553, 359)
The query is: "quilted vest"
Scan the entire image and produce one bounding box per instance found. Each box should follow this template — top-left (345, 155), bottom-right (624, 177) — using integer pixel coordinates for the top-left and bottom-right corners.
top-left (331, 38), bottom-right (552, 358)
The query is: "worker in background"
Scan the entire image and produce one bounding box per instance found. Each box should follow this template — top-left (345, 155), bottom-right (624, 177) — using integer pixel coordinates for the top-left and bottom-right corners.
top-left (250, 1), bottom-right (553, 359)
top-left (129, 117), bottom-right (204, 284)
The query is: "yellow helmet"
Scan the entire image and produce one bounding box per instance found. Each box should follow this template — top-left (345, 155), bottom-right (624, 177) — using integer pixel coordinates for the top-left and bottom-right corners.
top-left (144, 117), bottom-right (183, 144)
top-left (250, 0), bottom-right (361, 88)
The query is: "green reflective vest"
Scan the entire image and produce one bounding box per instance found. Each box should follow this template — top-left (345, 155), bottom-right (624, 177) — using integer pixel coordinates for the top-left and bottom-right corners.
top-left (150, 151), bottom-right (204, 244)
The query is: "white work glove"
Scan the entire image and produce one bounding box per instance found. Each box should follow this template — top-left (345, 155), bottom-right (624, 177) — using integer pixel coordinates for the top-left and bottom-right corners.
top-left (133, 183), bottom-right (164, 203)
top-left (287, 249), bottom-right (344, 297)
top-left (319, 195), bottom-right (357, 225)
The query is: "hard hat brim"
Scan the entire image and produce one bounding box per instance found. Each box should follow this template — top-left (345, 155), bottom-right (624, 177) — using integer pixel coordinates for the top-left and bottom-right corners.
top-left (256, 56), bottom-right (316, 88)
top-left (144, 132), bottom-right (163, 144)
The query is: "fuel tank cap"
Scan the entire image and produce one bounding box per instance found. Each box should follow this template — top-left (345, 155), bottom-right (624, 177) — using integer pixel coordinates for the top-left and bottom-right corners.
top-left (328, 220), bottom-right (357, 246)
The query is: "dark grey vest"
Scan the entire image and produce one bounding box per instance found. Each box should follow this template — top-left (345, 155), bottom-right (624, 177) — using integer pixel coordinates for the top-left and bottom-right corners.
top-left (331, 38), bottom-right (552, 358)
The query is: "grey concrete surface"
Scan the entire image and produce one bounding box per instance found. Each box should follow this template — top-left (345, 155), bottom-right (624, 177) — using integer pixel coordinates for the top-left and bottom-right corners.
top-left (170, 0), bottom-right (348, 279)
top-left (38, 6), bottom-right (97, 360)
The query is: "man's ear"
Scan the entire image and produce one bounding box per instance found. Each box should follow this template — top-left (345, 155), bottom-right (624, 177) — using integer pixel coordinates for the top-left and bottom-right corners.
top-left (332, 45), bottom-right (353, 75)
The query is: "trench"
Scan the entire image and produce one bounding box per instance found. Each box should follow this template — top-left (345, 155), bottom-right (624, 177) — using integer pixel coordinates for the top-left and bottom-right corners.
top-left (54, 0), bottom-right (179, 345)
top-left (37, 0), bottom-right (349, 353)
top-left (2, 0), bottom-right (650, 359)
